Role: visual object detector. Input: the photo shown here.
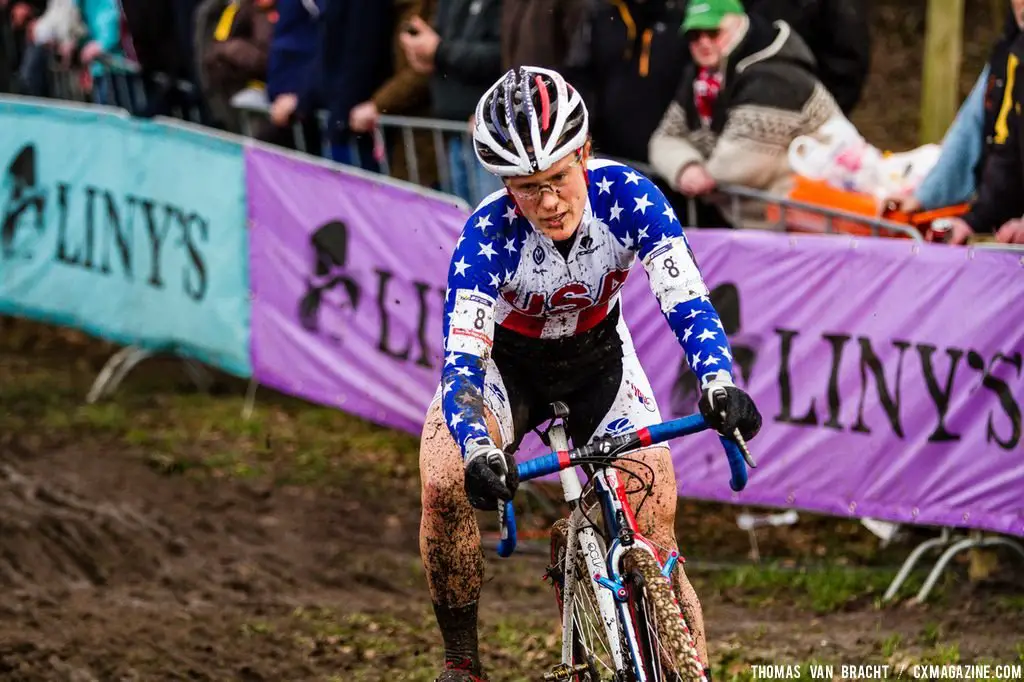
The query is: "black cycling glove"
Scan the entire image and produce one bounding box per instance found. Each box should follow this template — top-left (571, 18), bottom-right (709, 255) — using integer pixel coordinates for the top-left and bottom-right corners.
top-left (463, 439), bottom-right (519, 511)
top-left (699, 383), bottom-right (762, 441)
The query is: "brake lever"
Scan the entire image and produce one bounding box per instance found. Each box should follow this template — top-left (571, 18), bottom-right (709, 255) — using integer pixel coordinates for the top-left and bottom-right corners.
top-left (731, 427), bottom-right (757, 468)
top-left (713, 388), bottom-right (757, 469)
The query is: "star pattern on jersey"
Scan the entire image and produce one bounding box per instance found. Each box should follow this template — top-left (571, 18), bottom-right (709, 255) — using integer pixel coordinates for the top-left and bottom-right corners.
top-left (439, 166), bottom-right (737, 461)
top-left (634, 194), bottom-right (653, 215)
top-left (609, 201), bottom-right (624, 221)
top-left (478, 241), bottom-right (497, 261)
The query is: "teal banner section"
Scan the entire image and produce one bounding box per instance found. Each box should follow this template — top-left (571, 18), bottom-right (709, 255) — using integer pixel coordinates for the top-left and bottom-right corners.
top-left (0, 99), bottom-right (250, 376)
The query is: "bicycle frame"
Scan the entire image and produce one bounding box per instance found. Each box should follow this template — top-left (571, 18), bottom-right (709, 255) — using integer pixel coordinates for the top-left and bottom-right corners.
top-left (498, 408), bottom-right (755, 680)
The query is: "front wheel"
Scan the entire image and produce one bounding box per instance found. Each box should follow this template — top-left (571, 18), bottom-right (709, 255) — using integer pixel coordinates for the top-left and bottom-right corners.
top-left (620, 548), bottom-right (705, 682)
top-left (550, 518), bottom-right (620, 681)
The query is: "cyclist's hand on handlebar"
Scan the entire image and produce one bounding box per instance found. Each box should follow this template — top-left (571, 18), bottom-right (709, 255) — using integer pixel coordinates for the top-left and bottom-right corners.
top-left (463, 439), bottom-right (519, 511)
top-left (699, 380), bottom-right (762, 441)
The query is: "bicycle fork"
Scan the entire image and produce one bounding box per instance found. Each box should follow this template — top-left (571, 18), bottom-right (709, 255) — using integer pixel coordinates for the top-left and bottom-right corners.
top-left (547, 422), bottom-right (628, 674)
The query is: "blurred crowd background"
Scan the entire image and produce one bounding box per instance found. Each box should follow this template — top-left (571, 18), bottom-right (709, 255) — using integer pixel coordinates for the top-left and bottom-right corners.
top-left (2, 0), bottom-right (1022, 243)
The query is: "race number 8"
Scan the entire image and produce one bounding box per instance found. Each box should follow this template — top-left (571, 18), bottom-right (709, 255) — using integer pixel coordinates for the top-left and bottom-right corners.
top-left (664, 257), bottom-right (680, 278)
top-left (446, 288), bottom-right (496, 356)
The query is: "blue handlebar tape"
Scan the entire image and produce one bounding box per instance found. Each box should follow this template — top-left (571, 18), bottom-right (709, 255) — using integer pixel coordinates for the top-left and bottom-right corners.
top-left (719, 435), bottom-right (748, 491)
top-left (497, 411), bottom-right (749, 559)
top-left (641, 413), bottom-right (707, 445)
top-left (495, 500), bottom-right (517, 558)
top-left (517, 452), bottom-right (564, 482)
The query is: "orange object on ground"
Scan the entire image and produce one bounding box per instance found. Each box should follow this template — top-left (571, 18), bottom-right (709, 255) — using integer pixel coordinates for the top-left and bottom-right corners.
top-left (762, 176), bottom-right (969, 239)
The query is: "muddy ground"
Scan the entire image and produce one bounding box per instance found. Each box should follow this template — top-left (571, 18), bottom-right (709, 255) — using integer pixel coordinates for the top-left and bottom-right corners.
top-left (1, 5), bottom-right (1023, 680)
top-left (0, 314), bottom-right (1022, 682)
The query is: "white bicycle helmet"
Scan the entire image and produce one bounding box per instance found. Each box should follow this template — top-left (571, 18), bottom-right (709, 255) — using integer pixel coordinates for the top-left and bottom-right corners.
top-left (473, 66), bottom-right (590, 177)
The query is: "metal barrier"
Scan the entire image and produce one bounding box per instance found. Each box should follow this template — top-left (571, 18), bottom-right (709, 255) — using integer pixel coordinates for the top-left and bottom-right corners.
top-left (231, 96), bottom-right (493, 205)
top-left (231, 100), bottom-right (933, 240)
top-left (38, 53), bottom-right (204, 122)
top-left (19, 51), bottom-right (1024, 250)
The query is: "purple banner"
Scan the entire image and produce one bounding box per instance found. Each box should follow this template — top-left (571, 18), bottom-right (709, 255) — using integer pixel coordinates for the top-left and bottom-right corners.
top-left (247, 146), bottom-right (1024, 537)
top-left (247, 147), bottom-right (462, 434)
top-left (620, 233), bottom-right (1024, 537)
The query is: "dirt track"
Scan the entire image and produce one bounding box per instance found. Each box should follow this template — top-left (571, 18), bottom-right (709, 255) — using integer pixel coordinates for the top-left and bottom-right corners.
top-left (1, 4), bottom-right (1023, 676)
top-left (1, 320), bottom-right (1022, 682)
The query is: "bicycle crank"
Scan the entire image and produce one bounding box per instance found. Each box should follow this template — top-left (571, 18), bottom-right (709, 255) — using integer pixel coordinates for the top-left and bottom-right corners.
top-left (543, 662), bottom-right (592, 681)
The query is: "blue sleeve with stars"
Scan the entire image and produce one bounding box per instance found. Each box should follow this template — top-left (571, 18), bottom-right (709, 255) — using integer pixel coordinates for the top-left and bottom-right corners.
top-left (439, 201), bottom-right (522, 458)
top-left (597, 164), bottom-right (736, 388)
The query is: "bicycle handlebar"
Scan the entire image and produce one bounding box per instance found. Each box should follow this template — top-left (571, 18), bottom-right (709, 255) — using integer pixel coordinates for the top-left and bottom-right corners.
top-left (495, 411), bottom-right (756, 558)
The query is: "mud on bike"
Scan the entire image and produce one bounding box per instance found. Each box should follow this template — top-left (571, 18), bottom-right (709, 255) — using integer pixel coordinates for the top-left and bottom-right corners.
top-left (493, 393), bottom-right (756, 682)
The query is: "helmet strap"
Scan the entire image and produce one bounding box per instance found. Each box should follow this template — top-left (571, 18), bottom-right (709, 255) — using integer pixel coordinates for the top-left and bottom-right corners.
top-left (577, 146), bottom-right (590, 187)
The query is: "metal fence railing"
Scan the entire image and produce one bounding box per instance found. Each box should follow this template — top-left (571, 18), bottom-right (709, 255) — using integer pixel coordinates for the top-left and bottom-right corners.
top-left (231, 94), bottom-right (932, 240)
top-left (25, 54), bottom-right (1024, 252)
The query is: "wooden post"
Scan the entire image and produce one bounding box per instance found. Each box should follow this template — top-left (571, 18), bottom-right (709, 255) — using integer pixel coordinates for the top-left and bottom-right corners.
top-left (920, 0), bottom-right (965, 145)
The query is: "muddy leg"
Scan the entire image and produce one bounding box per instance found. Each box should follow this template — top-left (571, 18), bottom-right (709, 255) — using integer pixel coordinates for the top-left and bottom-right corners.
top-left (419, 401), bottom-right (501, 674)
top-left (620, 446), bottom-right (708, 667)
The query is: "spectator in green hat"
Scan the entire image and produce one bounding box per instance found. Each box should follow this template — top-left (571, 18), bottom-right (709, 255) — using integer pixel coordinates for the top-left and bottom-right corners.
top-left (648, 0), bottom-right (845, 227)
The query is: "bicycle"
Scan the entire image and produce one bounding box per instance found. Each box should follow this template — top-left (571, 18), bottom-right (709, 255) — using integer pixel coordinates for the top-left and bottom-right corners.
top-left (493, 396), bottom-right (756, 682)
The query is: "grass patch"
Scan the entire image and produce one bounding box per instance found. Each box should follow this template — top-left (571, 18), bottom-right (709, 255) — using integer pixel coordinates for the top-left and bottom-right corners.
top-left (703, 562), bottom-right (898, 613)
top-left (881, 633), bottom-right (902, 658)
top-left (0, 346), bottom-right (420, 493)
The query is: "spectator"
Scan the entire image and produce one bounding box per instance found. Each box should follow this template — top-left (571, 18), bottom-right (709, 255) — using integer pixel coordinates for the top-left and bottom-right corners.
top-left (3, 1), bottom-right (48, 81)
top-left (120, 0), bottom-right (182, 115)
top-left (194, 0), bottom-right (232, 126)
top-left (400, 0), bottom-right (503, 206)
top-left (501, 0), bottom-right (587, 71)
top-left (891, 3), bottom-right (1021, 214)
top-left (260, 0), bottom-right (323, 153)
top-left (744, 0), bottom-right (869, 115)
top-left (199, 0), bottom-right (273, 132)
top-left (318, 0), bottom-right (392, 171)
top-left (15, 0), bottom-right (84, 96)
top-left (121, 0), bottom-right (208, 118)
top-left (647, 0), bottom-right (841, 225)
top-left (563, 0), bottom-right (690, 166)
top-left (348, 0), bottom-right (439, 186)
top-left (72, 0), bottom-right (126, 106)
top-left (932, 2), bottom-right (1024, 246)
top-left (562, 0), bottom-right (709, 223)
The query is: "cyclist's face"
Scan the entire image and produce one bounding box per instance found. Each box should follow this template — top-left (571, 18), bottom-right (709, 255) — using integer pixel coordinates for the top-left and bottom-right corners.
top-left (505, 144), bottom-right (590, 242)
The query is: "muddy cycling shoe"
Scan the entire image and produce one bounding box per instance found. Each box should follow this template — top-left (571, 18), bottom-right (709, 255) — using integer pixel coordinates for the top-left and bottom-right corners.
top-left (435, 658), bottom-right (488, 681)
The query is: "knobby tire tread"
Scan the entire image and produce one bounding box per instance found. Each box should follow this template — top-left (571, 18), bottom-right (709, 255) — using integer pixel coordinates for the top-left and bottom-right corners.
top-left (621, 548), bottom-right (705, 682)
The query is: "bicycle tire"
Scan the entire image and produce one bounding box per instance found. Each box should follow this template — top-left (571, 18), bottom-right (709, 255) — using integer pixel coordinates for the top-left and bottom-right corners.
top-left (621, 548), bottom-right (705, 682)
top-left (549, 518), bottom-right (619, 682)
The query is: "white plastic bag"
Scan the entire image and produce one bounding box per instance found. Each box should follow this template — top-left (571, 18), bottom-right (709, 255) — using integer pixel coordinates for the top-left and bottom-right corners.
top-left (788, 115), bottom-right (882, 194)
top-left (788, 115), bottom-right (942, 202)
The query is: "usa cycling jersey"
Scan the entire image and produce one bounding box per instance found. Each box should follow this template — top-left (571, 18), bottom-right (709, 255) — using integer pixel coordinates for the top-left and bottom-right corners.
top-left (440, 159), bottom-right (735, 455)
